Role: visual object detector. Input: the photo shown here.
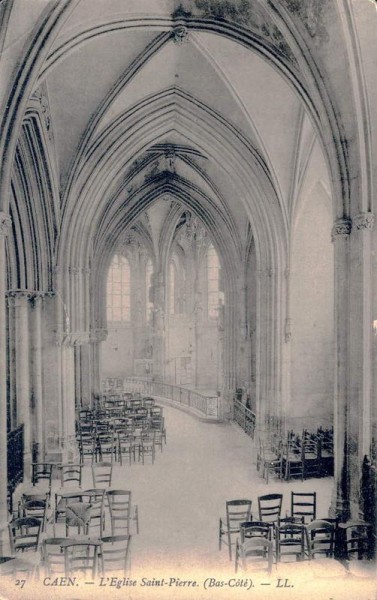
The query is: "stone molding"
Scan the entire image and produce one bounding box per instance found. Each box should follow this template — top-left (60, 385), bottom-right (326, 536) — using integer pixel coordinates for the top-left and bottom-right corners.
top-left (55, 331), bottom-right (91, 347)
top-left (172, 25), bottom-right (189, 45)
top-left (353, 212), bottom-right (375, 232)
top-left (6, 289), bottom-right (37, 303)
top-left (331, 218), bottom-right (352, 242)
top-left (90, 328), bottom-right (108, 343)
top-left (0, 212), bottom-right (12, 236)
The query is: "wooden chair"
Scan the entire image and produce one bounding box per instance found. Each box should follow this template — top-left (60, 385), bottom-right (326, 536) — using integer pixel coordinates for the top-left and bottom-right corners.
top-left (260, 444), bottom-right (282, 484)
top-left (31, 463), bottom-right (54, 488)
top-left (139, 431), bottom-right (155, 465)
top-left (19, 499), bottom-right (48, 533)
top-left (59, 463), bottom-right (82, 488)
top-left (82, 489), bottom-right (106, 535)
top-left (235, 521), bottom-right (271, 572)
top-left (240, 521), bottom-right (270, 542)
top-left (107, 490), bottom-right (139, 536)
top-left (41, 538), bottom-right (70, 576)
top-left (282, 440), bottom-right (304, 481)
top-left (54, 490), bottom-right (84, 533)
top-left (338, 520), bottom-right (373, 560)
top-left (96, 432), bottom-right (117, 462)
top-left (291, 491), bottom-right (316, 523)
top-left (100, 535), bottom-right (132, 576)
top-left (9, 517), bottom-right (42, 554)
top-left (237, 537), bottom-right (273, 574)
top-left (118, 432), bottom-right (136, 465)
top-left (302, 432), bottom-right (320, 479)
top-left (275, 522), bottom-right (307, 562)
top-left (219, 499), bottom-right (252, 560)
top-left (305, 519), bottom-right (335, 558)
top-left (258, 494), bottom-right (283, 528)
top-left (63, 540), bottom-right (101, 579)
top-left (92, 462), bottom-right (113, 488)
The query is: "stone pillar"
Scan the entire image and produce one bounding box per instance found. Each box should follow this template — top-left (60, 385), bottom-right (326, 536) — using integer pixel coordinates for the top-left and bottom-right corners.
top-left (60, 338), bottom-right (76, 462)
top-left (0, 212), bottom-right (11, 543)
top-left (152, 272), bottom-right (165, 381)
top-left (90, 329), bottom-right (108, 404)
top-left (353, 213), bottom-right (374, 458)
top-left (330, 218), bottom-right (352, 520)
top-left (80, 343), bottom-right (92, 407)
top-left (348, 212), bottom-right (375, 517)
top-left (8, 290), bottom-right (32, 480)
top-left (30, 292), bottom-right (44, 461)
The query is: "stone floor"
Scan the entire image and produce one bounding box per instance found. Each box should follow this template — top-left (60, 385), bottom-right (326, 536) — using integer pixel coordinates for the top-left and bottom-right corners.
top-left (2, 404), bottom-right (376, 600)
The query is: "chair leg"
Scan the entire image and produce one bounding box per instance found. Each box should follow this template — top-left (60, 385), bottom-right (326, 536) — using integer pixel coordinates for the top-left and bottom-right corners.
top-left (228, 531), bottom-right (232, 560)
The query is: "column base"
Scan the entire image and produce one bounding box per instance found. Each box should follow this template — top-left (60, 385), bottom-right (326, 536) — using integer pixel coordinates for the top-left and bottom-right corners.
top-left (329, 483), bottom-right (351, 522)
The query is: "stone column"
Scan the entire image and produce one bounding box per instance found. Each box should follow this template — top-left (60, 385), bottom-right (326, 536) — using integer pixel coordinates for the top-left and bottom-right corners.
top-left (353, 213), bottom-right (374, 458)
top-left (330, 218), bottom-right (352, 520)
top-left (60, 337), bottom-right (77, 462)
top-left (152, 272), bottom-right (165, 381)
top-left (8, 290), bottom-right (32, 480)
top-left (0, 212), bottom-right (11, 543)
top-left (30, 292), bottom-right (44, 461)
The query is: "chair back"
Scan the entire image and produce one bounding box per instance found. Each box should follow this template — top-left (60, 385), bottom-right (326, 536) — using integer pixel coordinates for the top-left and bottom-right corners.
top-left (239, 537), bottom-right (273, 573)
top-left (338, 520), bottom-right (372, 560)
top-left (226, 500), bottom-right (252, 531)
top-left (82, 489), bottom-right (105, 534)
top-left (258, 494), bottom-right (283, 524)
top-left (240, 521), bottom-right (270, 542)
top-left (63, 541), bottom-right (100, 578)
top-left (291, 491), bottom-right (316, 523)
top-left (107, 490), bottom-right (132, 536)
top-left (31, 463), bottom-right (53, 487)
top-left (100, 535), bottom-right (132, 576)
top-left (92, 462), bottom-right (113, 488)
top-left (275, 522), bottom-right (306, 562)
top-left (305, 519), bottom-right (335, 558)
top-left (20, 499), bottom-right (47, 532)
top-left (9, 517), bottom-right (42, 553)
top-left (42, 538), bottom-right (69, 576)
top-left (60, 463), bottom-right (82, 487)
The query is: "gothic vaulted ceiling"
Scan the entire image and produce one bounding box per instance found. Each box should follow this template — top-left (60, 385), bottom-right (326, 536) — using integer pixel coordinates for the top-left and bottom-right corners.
top-left (4, 0), bottom-right (375, 265)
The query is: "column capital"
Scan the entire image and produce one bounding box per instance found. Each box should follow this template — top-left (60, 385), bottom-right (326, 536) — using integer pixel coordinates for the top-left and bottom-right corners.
top-left (353, 211), bottom-right (375, 232)
top-left (0, 212), bottom-right (12, 236)
top-left (331, 218), bottom-right (352, 242)
top-left (7, 289), bottom-right (33, 301)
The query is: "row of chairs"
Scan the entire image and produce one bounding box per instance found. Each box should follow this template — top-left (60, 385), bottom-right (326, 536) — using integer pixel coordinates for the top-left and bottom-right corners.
top-left (13, 487), bottom-right (138, 543)
top-left (6, 529), bottom-right (131, 578)
top-left (78, 429), bottom-right (163, 465)
top-left (32, 461), bottom-right (115, 489)
top-left (219, 493), bottom-right (317, 560)
top-left (234, 519), bottom-right (337, 573)
top-left (257, 428), bottom-right (334, 483)
top-left (219, 494), bottom-right (373, 569)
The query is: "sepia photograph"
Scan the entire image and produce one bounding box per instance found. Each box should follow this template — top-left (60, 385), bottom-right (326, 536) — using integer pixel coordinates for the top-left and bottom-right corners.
top-left (0, 0), bottom-right (376, 598)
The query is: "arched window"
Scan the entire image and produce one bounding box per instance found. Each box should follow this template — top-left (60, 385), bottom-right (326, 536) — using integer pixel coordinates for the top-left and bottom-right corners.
top-left (169, 262), bottom-right (175, 315)
top-left (146, 258), bottom-right (154, 321)
top-left (106, 254), bottom-right (130, 322)
top-left (207, 244), bottom-right (224, 318)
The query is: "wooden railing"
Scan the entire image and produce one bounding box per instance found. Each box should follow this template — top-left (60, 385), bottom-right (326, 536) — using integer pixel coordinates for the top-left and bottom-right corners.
top-left (102, 377), bottom-right (219, 419)
top-left (233, 399), bottom-right (256, 439)
top-left (7, 424), bottom-right (24, 513)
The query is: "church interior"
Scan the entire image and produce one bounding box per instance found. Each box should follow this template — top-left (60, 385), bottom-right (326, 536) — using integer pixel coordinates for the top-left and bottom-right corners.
top-left (0, 0), bottom-right (376, 597)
